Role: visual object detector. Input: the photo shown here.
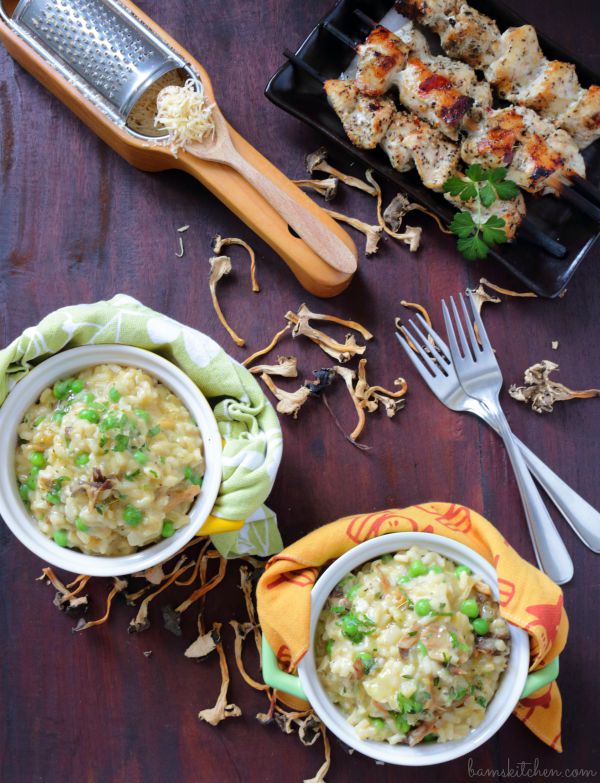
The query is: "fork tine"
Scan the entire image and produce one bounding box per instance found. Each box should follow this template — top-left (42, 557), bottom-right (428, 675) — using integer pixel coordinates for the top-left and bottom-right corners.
top-left (442, 298), bottom-right (464, 363)
top-left (449, 295), bottom-right (473, 359)
top-left (395, 328), bottom-right (442, 378)
top-left (407, 318), bottom-right (449, 369)
top-left (467, 291), bottom-right (493, 354)
top-left (459, 292), bottom-right (481, 356)
top-left (414, 313), bottom-right (451, 364)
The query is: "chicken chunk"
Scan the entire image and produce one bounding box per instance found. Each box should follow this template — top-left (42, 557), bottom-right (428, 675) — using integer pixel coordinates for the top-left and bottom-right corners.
top-left (557, 85), bottom-right (600, 148)
top-left (398, 56), bottom-right (474, 139)
top-left (519, 60), bottom-right (581, 118)
top-left (382, 111), bottom-right (460, 189)
top-left (484, 26), bottom-right (545, 100)
top-left (395, 0), bottom-right (460, 34)
top-left (462, 106), bottom-right (585, 194)
top-left (440, 4), bottom-right (501, 69)
top-left (324, 79), bottom-right (395, 149)
top-left (355, 25), bottom-right (409, 96)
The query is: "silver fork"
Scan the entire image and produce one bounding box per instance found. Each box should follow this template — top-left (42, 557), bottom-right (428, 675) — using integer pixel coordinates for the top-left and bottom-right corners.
top-left (438, 292), bottom-right (573, 583)
top-left (396, 315), bottom-right (600, 556)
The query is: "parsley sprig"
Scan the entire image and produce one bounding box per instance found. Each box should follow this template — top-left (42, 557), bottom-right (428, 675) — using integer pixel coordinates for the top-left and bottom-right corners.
top-left (443, 165), bottom-right (520, 260)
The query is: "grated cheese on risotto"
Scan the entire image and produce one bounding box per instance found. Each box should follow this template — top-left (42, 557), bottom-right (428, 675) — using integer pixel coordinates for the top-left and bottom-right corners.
top-left (155, 78), bottom-right (215, 153)
top-left (15, 364), bottom-right (205, 556)
top-left (315, 546), bottom-right (510, 746)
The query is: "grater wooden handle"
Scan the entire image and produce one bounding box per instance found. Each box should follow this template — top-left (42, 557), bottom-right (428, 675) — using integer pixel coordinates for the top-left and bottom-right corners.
top-left (175, 125), bottom-right (358, 296)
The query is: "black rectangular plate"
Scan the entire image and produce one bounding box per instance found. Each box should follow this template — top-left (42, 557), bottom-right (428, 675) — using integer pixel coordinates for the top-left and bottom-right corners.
top-left (265, 0), bottom-right (600, 297)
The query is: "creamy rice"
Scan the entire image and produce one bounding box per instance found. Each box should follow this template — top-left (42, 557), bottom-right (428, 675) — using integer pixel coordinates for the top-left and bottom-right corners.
top-left (15, 364), bottom-right (204, 556)
top-left (315, 546), bottom-right (510, 746)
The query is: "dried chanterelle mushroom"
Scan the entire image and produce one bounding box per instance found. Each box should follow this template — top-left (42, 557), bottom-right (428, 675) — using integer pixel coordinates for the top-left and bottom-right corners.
top-left (260, 373), bottom-right (311, 418)
top-left (325, 208), bottom-right (382, 256)
top-left (293, 177), bottom-right (339, 201)
top-left (285, 304), bottom-right (371, 363)
top-left (208, 255), bottom-right (245, 347)
top-left (509, 360), bottom-right (600, 413)
top-left (305, 148), bottom-right (376, 196)
top-left (248, 356), bottom-right (298, 378)
top-left (365, 170), bottom-right (421, 253)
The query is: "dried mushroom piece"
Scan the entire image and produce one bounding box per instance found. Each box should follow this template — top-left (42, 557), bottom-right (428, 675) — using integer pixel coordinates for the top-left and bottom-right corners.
top-left (383, 192), bottom-right (452, 236)
top-left (286, 307), bottom-right (368, 363)
top-left (212, 234), bottom-right (260, 293)
top-left (260, 373), bottom-right (311, 418)
top-left (248, 356), bottom-right (298, 378)
top-left (325, 208), bottom-right (382, 255)
top-left (305, 148), bottom-right (376, 196)
top-left (198, 623), bottom-right (242, 726)
top-left (185, 626), bottom-right (221, 659)
top-left (208, 255), bottom-right (245, 347)
top-left (478, 277), bottom-right (537, 298)
top-left (295, 303), bottom-right (373, 341)
top-left (365, 170), bottom-right (422, 252)
top-left (242, 324), bottom-right (291, 367)
top-left (509, 360), bottom-right (600, 413)
top-left (334, 359), bottom-right (407, 442)
top-left (467, 282), bottom-right (501, 314)
top-left (293, 177), bottom-right (339, 201)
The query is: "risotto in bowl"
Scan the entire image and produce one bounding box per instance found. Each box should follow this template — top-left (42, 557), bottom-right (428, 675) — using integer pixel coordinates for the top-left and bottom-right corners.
top-left (0, 345), bottom-right (223, 576)
top-left (262, 532), bottom-right (559, 766)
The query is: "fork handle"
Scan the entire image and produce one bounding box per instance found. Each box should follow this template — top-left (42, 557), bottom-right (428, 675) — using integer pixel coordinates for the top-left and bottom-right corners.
top-left (491, 406), bottom-right (574, 584)
top-left (512, 435), bottom-right (600, 553)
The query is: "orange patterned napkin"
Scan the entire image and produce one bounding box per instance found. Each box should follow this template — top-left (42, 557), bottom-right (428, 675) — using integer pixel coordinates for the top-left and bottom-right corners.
top-left (257, 503), bottom-right (568, 751)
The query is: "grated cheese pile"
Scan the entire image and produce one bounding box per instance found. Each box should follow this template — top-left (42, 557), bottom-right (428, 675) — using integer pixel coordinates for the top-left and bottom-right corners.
top-left (155, 78), bottom-right (215, 154)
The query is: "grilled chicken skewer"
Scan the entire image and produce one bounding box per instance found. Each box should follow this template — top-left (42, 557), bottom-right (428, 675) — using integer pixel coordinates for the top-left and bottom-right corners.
top-left (350, 23), bottom-right (586, 199)
top-left (395, 0), bottom-right (600, 149)
top-left (323, 77), bottom-right (526, 240)
top-left (283, 49), bottom-right (565, 256)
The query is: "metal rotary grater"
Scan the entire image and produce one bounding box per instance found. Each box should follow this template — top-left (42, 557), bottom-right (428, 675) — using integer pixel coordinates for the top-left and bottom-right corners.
top-left (8, 0), bottom-right (196, 136)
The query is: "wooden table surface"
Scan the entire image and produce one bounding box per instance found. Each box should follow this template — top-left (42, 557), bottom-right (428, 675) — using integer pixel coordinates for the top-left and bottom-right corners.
top-left (1, 0), bottom-right (599, 780)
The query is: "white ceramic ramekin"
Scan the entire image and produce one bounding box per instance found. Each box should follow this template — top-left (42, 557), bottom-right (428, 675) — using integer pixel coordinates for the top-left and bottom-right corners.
top-left (263, 532), bottom-right (559, 766)
top-left (0, 344), bottom-right (223, 577)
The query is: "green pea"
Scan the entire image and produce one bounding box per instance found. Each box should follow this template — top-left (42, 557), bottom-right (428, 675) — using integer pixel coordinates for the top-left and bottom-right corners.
top-left (53, 529), bottom-right (69, 547)
top-left (430, 564), bottom-right (443, 574)
top-left (393, 713), bottom-right (410, 734)
top-left (381, 553), bottom-right (393, 563)
top-left (346, 584), bottom-right (360, 601)
top-left (108, 387), bottom-right (121, 403)
top-left (133, 450), bottom-right (148, 465)
top-left (455, 564), bottom-right (472, 577)
top-left (26, 473), bottom-right (38, 491)
top-left (52, 410), bottom-right (66, 423)
top-left (356, 651), bottom-right (375, 674)
top-left (29, 451), bottom-right (46, 468)
top-left (325, 639), bottom-right (334, 656)
top-left (460, 598), bottom-right (479, 619)
top-left (161, 519), bottom-right (175, 538)
top-left (415, 598), bottom-right (432, 617)
top-left (74, 452), bottom-right (90, 466)
top-left (75, 517), bottom-right (88, 532)
top-left (82, 392), bottom-right (96, 404)
top-left (408, 559), bottom-right (428, 578)
top-left (79, 409), bottom-right (99, 423)
top-left (19, 484), bottom-right (30, 501)
top-left (184, 466), bottom-right (203, 485)
top-left (68, 379), bottom-right (84, 394)
top-left (113, 434), bottom-right (129, 452)
top-left (135, 409), bottom-right (150, 422)
top-left (471, 617), bottom-right (489, 635)
top-left (147, 425), bottom-right (161, 438)
top-left (397, 575), bottom-right (411, 584)
top-left (102, 411), bottom-right (124, 430)
top-left (46, 492), bottom-right (61, 505)
top-left (423, 733), bottom-right (438, 743)
top-left (369, 717), bottom-right (385, 729)
top-left (123, 504), bottom-right (143, 526)
top-left (53, 379), bottom-right (71, 400)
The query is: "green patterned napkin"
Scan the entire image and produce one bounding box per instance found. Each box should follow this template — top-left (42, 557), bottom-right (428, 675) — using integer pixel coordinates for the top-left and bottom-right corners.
top-left (0, 294), bottom-right (283, 558)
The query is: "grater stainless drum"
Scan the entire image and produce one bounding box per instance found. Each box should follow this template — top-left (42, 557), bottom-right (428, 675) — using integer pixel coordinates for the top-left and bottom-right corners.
top-left (9, 0), bottom-right (193, 135)
top-left (0, 0), bottom-right (358, 296)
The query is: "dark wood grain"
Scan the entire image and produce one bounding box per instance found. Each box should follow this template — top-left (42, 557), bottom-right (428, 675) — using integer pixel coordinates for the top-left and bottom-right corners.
top-left (1, 1), bottom-right (599, 780)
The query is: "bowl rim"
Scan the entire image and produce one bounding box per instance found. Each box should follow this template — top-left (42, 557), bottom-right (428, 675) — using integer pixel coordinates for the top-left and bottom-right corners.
top-left (297, 532), bottom-right (530, 766)
top-left (0, 344), bottom-right (223, 576)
